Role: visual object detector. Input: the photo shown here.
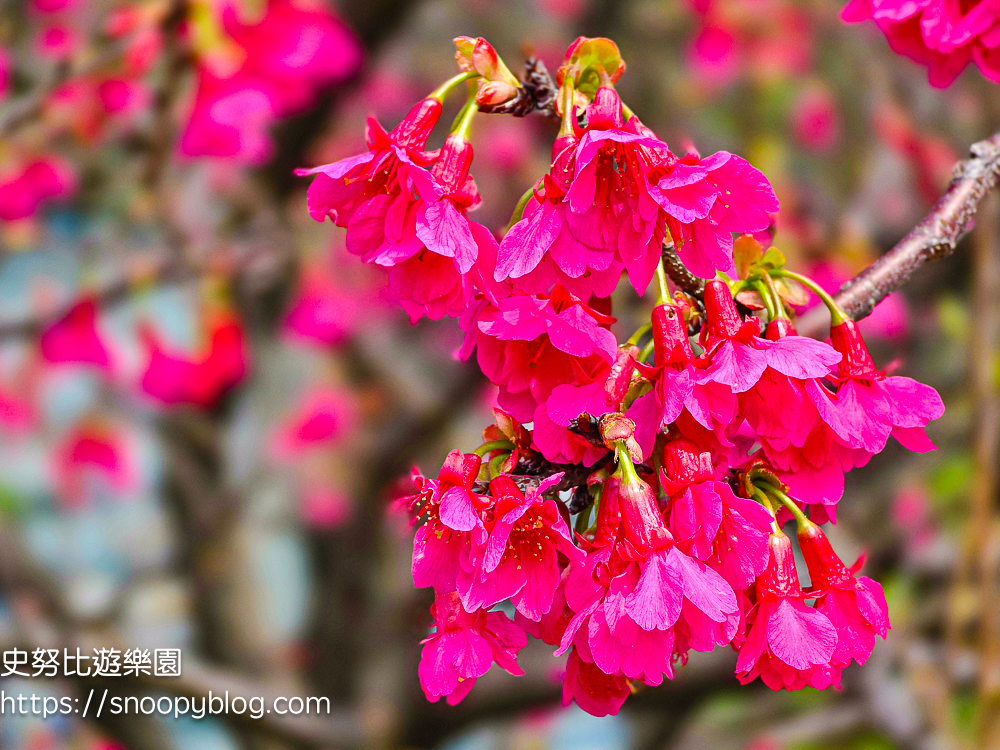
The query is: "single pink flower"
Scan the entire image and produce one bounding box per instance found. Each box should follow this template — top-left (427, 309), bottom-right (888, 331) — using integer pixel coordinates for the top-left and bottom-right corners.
top-left (695, 280), bottom-right (840, 394)
top-left (403, 451), bottom-right (490, 593)
top-left (0, 157), bottom-right (76, 222)
top-left (457, 474), bottom-right (584, 620)
top-left (842, 0), bottom-right (1000, 86)
top-left (270, 387), bottom-right (357, 460)
top-left (556, 464), bottom-right (739, 688)
top-left (53, 421), bottom-right (134, 506)
top-left (799, 520), bottom-right (890, 670)
top-left (651, 152), bottom-right (779, 280)
top-left (39, 298), bottom-right (113, 371)
top-left (822, 318), bottom-right (944, 455)
top-left (139, 312), bottom-right (248, 408)
top-left (418, 590), bottom-right (527, 705)
top-left (736, 532), bottom-right (839, 691)
top-left (561, 648), bottom-right (630, 717)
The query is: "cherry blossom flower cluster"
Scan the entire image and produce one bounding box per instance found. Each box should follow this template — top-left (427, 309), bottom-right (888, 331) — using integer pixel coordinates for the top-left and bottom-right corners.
top-left (296, 35), bottom-right (944, 716)
top-left (842, 0), bottom-right (1000, 87)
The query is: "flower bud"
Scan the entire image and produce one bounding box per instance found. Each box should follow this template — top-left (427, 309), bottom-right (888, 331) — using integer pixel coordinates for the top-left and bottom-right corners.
top-left (702, 280), bottom-right (743, 339)
top-left (829, 318), bottom-right (877, 378)
top-left (764, 317), bottom-right (796, 341)
top-left (604, 345), bottom-right (638, 406)
top-left (598, 413), bottom-right (640, 462)
top-left (757, 532), bottom-right (803, 599)
top-left (475, 80), bottom-right (519, 107)
top-left (389, 98), bottom-right (444, 150)
top-left (797, 519), bottom-right (854, 589)
top-left (651, 302), bottom-right (694, 365)
top-left (431, 134), bottom-right (474, 195)
top-left (606, 468), bottom-right (672, 561)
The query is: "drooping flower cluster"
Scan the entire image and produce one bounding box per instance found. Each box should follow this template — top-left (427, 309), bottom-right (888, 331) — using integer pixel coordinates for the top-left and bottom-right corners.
top-left (299, 36), bottom-right (944, 716)
top-left (842, 0), bottom-right (1000, 87)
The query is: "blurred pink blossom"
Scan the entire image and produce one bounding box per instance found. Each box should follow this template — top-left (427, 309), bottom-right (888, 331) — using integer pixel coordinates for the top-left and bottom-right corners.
top-left (300, 482), bottom-right (353, 529)
top-left (39, 298), bottom-right (114, 371)
top-left (842, 0), bottom-right (1000, 86)
top-left (271, 387), bottom-right (357, 460)
top-left (53, 421), bottom-right (134, 506)
top-left (139, 311), bottom-right (248, 408)
top-left (0, 157), bottom-right (76, 222)
top-left (180, 0), bottom-right (363, 162)
top-left (792, 86), bottom-right (842, 153)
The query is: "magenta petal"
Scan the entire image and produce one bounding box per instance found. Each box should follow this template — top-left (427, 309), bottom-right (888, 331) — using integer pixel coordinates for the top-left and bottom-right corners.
top-left (416, 200), bottom-right (478, 273)
top-left (671, 482), bottom-right (723, 560)
top-left (495, 199), bottom-right (561, 280)
top-left (624, 550), bottom-right (683, 631)
top-left (763, 337), bottom-right (841, 379)
top-left (766, 598), bottom-right (837, 670)
top-left (855, 576), bottom-right (891, 637)
top-left (439, 487), bottom-right (481, 531)
top-left (672, 547), bottom-right (737, 621)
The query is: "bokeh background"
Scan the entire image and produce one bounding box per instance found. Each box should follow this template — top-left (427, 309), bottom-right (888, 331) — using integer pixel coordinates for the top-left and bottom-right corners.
top-left (0, 0), bottom-right (999, 748)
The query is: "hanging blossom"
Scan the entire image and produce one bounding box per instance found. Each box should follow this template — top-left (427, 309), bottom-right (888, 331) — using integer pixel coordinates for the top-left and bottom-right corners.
top-left (494, 78), bottom-right (778, 294)
top-left (299, 81), bottom-right (501, 322)
top-left (841, 0), bottom-right (1000, 87)
top-left (180, 0), bottom-right (363, 162)
top-left (300, 34), bottom-right (943, 715)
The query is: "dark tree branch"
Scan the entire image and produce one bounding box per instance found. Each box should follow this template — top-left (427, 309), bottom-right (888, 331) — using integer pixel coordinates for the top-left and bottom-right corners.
top-left (662, 242), bottom-right (706, 297)
top-left (798, 129), bottom-right (1000, 337)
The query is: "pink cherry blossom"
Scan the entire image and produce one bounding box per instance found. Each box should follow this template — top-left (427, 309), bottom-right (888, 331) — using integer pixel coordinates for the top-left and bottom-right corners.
top-left (180, 0), bottom-right (362, 161)
top-left (403, 451), bottom-right (489, 593)
top-left (736, 532), bottom-right (839, 690)
top-left (457, 474), bottom-right (584, 620)
top-left (0, 157), bottom-right (76, 222)
top-left (418, 590), bottom-right (527, 705)
top-left (270, 387), bottom-right (357, 460)
top-left (52, 421), bottom-right (134, 506)
top-left (39, 298), bottom-right (113, 371)
top-left (650, 151), bottom-right (778, 279)
top-left (799, 520), bottom-right (890, 670)
top-left (696, 281), bottom-right (841, 394)
top-left (138, 312), bottom-right (248, 408)
top-left (842, 0), bottom-right (1000, 86)
top-left (458, 286), bottom-right (618, 423)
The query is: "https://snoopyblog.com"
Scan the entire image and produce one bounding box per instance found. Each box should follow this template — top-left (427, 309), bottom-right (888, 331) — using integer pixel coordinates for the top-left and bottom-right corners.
top-left (0, 647), bottom-right (332, 720)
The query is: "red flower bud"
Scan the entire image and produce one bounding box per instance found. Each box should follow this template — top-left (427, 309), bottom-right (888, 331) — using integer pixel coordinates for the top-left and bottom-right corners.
top-left (389, 98), bottom-right (443, 150)
top-left (606, 470), bottom-right (672, 561)
top-left (764, 317), bottom-right (796, 341)
top-left (829, 319), bottom-right (877, 378)
top-left (757, 532), bottom-right (804, 599)
top-left (703, 280), bottom-right (743, 339)
top-left (651, 303), bottom-right (694, 365)
top-left (797, 520), bottom-right (854, 589)
top-left (431, 134), bottom-right (474, 195)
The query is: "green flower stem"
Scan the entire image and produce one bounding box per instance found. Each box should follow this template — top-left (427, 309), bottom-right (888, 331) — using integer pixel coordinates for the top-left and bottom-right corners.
top-left (474, 440), bottom-right (514, 457)
top-left (771, 268), bottom-right (847, 326)
top-left (627, 321), bottom-right (652, 346)
top-left (757, 480), bottom-right (810, 530)
top-left (449, 96), bottom-right (478, 139)
top-left (429, 71), bottom-right (479, 102)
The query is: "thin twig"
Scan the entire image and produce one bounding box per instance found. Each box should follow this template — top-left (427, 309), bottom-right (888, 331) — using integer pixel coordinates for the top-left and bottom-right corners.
top-left (798, 129), bottom-right (1000, 337)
